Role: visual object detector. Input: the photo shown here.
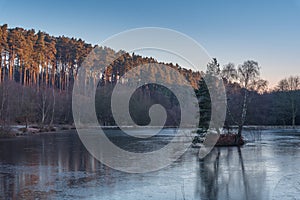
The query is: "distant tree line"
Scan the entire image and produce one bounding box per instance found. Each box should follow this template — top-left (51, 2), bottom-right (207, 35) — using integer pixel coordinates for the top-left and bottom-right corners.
top-left (0, 24), bottom-right (299, 131)
top-left (224, 72), bottom-right (300, 127)
top-left (0, 24), bottom-right (201, 129)
top-left (197, 58), bottom-right (300, 138)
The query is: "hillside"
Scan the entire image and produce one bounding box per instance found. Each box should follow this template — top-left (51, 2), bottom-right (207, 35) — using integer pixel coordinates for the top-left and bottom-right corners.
top-left (0, 24), bottom-right (202, 90)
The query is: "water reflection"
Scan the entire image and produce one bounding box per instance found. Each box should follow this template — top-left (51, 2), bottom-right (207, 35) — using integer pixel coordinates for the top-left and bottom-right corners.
top-left (0, 129), bottom-right (299, 199)
top-left (0, 132), bottom-right (108, 199)
top-left (196, 146), bottom-right (268, 200)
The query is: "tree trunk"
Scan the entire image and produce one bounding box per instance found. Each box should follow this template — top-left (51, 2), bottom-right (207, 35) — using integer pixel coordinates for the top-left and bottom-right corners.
top-left (46, 63), bottom-right (49, 87)
top-left (19, 61), bottom-right (23, 85)
top-left (41, 65), bottom-right (44, 86)
top-left (41, 92), bottom-right (46, 125)
top-left (292, 111), bottom-right (296, 127)
top-left (0, 68), bottom-right (1, 83)
top-left (50, 88), bottom-right (55, 125)
top-left (52, 62), bottom-right (56, 88)
top-left (9, 52), bottom-right (14, 81)
top-left (238, 90), bottom-right (249, 136)
top-left (237, 125), bottom-right (243, 136)
top-left (0, 53), bottom-right (2, 83)
top-left (23, 68), bottom-right (27, 86)
top-left (37, 69), bottom-right (40, 92)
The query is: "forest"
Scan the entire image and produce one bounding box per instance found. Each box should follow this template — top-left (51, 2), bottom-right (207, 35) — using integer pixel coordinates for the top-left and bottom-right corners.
top-left (0, 24), bottom-right (299, 133)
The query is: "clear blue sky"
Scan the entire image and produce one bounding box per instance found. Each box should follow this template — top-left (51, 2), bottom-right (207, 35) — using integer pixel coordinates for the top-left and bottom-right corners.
top-left (0, 0), bottom-right (300, 87)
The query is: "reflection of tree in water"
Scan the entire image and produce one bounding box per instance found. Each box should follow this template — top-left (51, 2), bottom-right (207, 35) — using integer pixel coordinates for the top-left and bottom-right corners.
top-left (0, 134), bottom-right (113, 199)
top-left (195, 146), bottom-right (267, 200)
top-left (196, 148), bottom-right (220, 200)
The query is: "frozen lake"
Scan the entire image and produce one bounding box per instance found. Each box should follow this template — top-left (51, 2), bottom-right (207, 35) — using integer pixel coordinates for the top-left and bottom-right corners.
top-left (0, 128), bottom-right (300, 199)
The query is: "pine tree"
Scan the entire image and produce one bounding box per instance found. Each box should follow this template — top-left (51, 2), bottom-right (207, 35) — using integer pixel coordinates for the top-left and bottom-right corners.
top-left (195, 77), bottom-right (211, 138)
top-left (0, 25), bottom-right (8, 82)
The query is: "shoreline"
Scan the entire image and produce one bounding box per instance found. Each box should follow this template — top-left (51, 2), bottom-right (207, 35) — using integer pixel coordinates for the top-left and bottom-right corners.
top-left (0, 124), bottom-right (299, 139)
